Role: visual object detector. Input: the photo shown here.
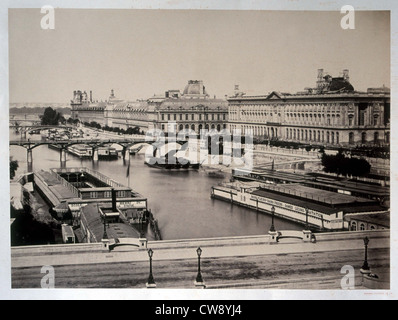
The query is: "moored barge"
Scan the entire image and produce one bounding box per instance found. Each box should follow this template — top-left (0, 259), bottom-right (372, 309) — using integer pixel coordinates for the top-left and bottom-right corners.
top-left (211, 181), bottom-right (387, 231)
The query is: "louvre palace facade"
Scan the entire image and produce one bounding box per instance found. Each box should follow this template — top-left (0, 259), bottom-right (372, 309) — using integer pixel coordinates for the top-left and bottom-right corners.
top-left (71, 70), bottom-right (389, 147)
top-left (228, 69), bottom-right (390, 147)
top-left (70, 81), bottom-right (228, 135)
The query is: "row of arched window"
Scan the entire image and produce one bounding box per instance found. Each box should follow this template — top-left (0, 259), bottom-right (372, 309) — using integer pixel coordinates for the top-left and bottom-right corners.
top-left (161, 113), bottom-right (226, 121)
top-left (350, 221), bottom-right (377, 231)
top-left (286, 128), bottom-right (339, 144)
top-left (161, 123), bottom-right (227, 133)
top-left (286, 113), bottom-right (341, 126)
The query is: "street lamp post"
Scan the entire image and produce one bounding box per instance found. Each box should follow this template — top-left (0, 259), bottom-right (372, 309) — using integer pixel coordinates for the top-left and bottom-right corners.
top-left (302, 206), bottom-right (313, 242)
top-left (305, 206), bottom-right (309, 230)
top-left (360, 237), bottom-right (371, 274)
top-left (269, 206), bottom-right (276, 232)
top-left (102, 216), bottom-right (108, 240)
top-left (146, 248), bottom-right (156, 288)
top-left (194, 247), bottom-right (205, 287)
top-left (101, 210), bottom-right (110, 252)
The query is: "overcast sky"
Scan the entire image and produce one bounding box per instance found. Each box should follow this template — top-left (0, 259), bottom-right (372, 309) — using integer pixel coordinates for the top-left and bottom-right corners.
top-left (8, 9), bottom-right (390, 103)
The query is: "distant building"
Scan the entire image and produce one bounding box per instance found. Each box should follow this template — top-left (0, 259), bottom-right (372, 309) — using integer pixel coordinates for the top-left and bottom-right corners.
top-left (228, 69), bottom-right (390, 147)
top-left (148, 80), bottom-right (229, 135)
top-left (70, 80), bottom-right (229, 135)
top-left (70, 90), bottom-right (107, 126)
top-left (105, 99), bottom-right (150, 131)
top-left (345, 211), bottom-right (390, 231)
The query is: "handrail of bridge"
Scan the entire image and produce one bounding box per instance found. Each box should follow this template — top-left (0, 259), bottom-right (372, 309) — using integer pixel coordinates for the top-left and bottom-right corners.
top-left (51, 167), bottom-right (127, 189)
top-left (9, 138), bottom-right (152, 145)
top-left (50, 169), bottom-right (80, 198)
top-left (81, 167), bottom-right (127, 189)
top-left (9, 136), bottom-right (189, 146)
top-left (11, 124), bottom-right (73, 127)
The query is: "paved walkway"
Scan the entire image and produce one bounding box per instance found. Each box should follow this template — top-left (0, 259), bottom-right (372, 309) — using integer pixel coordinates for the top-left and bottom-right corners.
top-left (12, 231), bottom-right (390, 268)
top-left (11, 247), bottom-right (389, 289)
top-left (11, 231), bottom-right (390, 289)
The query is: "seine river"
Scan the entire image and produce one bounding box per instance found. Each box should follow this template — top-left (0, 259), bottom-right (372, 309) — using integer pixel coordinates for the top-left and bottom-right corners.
top-left (9, 130), bottom-right (302, 240)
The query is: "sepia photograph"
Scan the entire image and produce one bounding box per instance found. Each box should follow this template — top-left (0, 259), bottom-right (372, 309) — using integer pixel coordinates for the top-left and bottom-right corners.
top-left (2, 0), bottom-right (396, 301)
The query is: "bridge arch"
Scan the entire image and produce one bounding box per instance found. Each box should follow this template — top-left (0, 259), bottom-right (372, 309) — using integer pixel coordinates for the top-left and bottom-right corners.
top-left (29, 143), bottom-right (55, 150)
top-left (127, 142), bottom-right (151, 154)
top-left (9, 144), bottom-right (30, 151)
top-left (9, 141), bottom-right (58, 151)
top-left (110, 141), bottom-right (151, 151)
top-left (10, 120), bottom-right (41, 127)
top-left (275, 230), bottom-right (316, 243)
top-left (151, 141), bottom-right (186, 158)
top-left (19, 140), bottom-right (88, 150)
top-left (107, 238), bottom-right (144, 251)
top-left (22, 125), bottom-right (74, 134)
top-left (109, 242), bottom-right (140, 251)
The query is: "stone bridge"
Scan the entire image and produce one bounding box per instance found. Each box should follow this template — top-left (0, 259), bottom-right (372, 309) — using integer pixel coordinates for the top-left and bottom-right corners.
top-left (9, 137), bottom-right (188, 169)
top-left (11, 124), bottom-right (75, 136)
top-left (9, 116), bottom-right (41, 127)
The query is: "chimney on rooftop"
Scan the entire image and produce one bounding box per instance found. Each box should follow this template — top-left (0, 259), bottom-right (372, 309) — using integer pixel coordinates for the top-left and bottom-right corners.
top-left (343, 69), bottom-right (349, 81)
top-left (90, 90), bottom-right (93, 103)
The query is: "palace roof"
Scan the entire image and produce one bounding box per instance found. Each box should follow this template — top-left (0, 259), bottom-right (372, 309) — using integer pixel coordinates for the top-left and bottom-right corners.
top-left (156, 97), bottom-right (228, 111)
top-left (112, 100), bottom-right (150, 112)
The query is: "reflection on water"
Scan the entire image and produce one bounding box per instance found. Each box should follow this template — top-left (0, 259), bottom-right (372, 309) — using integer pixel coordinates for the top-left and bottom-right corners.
top-left (9, 130), bottom-right (303, 240)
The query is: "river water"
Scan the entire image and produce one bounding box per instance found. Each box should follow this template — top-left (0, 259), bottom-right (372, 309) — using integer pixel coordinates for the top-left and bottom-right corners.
top-left (9, 130), bottom-right (303, 240)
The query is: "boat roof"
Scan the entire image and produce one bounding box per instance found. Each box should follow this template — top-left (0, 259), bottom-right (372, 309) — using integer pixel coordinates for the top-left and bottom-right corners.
top-left (250, 183), bottom-right (384, 215)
